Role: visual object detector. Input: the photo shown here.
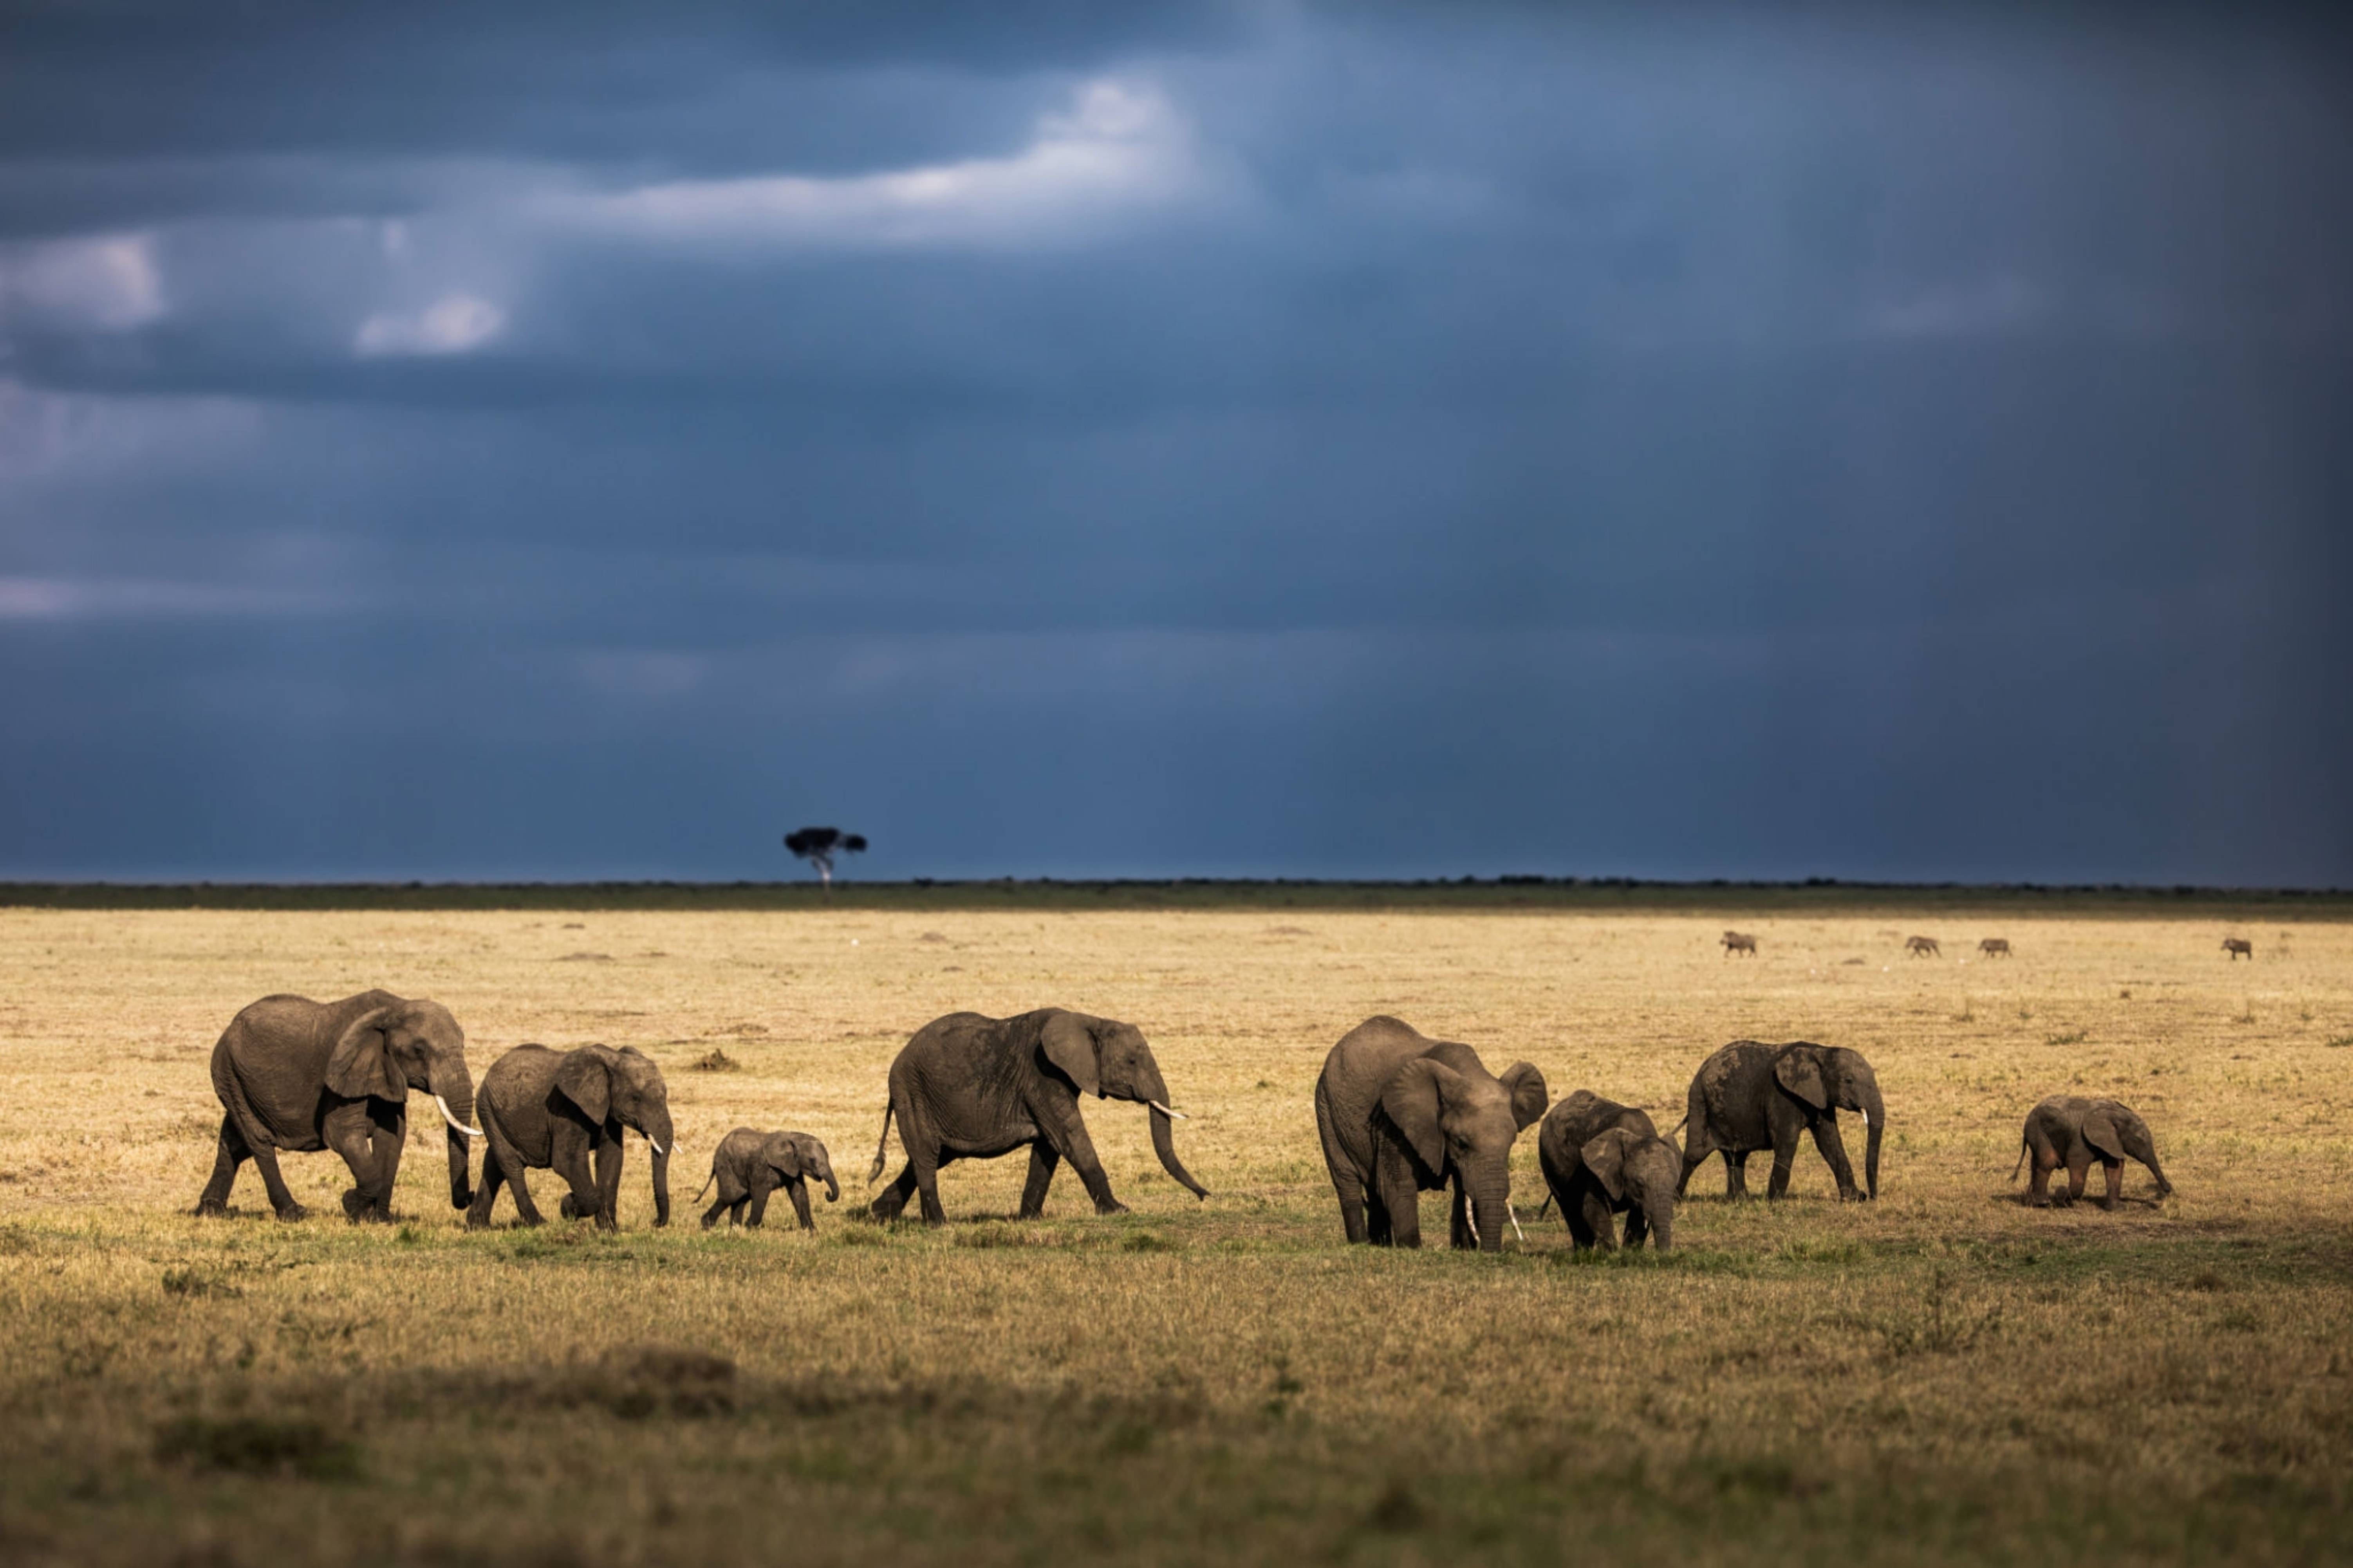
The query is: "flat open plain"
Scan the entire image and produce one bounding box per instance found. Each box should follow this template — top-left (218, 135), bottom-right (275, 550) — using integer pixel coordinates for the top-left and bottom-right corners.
top-left (0, 891), bottom-right (2348, 1564)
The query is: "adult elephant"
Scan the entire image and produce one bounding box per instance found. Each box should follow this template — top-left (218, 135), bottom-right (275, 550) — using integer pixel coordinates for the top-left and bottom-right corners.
top-left (468, 1044), bottom-right (674, 1231)
top-left (2014, 1095), bottom-right (2172, 1209)
top-left (1677, 1040), bottom-right (1882, 1202)
top-left (193, 990), bottom-right (482, 1223)
top-left (866, 1009), bottom-right (1209, 1226)
top-left (1537, 1090), bottom-right (1679, 1252)
top-left (1314, 1016), bottom-right (1547, 1252)
top-left (697, 1128), bottom-right (838, 1230)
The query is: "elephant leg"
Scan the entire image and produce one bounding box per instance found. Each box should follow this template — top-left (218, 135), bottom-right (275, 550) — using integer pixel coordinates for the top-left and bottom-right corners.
top-left (1725, 1151), bottom-right (1751, 1200)
top-left (700, 1176), bottom-right (736, 1230)
top-left (1576, 1192), bottom-right (1616, 1251)
top-left (2098, 1159), bottom-right (2123, 1211)
top-left (1622, 1203), bottom-right (1651, 1251)
top-left (245, 1140), bottom-right (307, 1222)
top-left (870, 1164), bottom-right (917, 1222)
top-left (745, 1171), bottom-right (775, 1229)
top-left (1052, 1115), bottom-right (1127, 1217)
top-left (1448, 1182), bottom-right (1473, 1250)
top-left (1364, 1185), bottom-right (1393, 1246)
top-left (1767, 1119), bottom-right (1802, 1199)
top-left (590, 1132), bottom-right (623, 1231)
top-left (327, 1101), bottom-right (401, 1222)
top-left (552, 1126), bottom-right (601, 1224)
top-left (1018, 1142), bottom-right (1062, 1220)
top-left (1809, 1117), bottom-right (1860, 1201)
top-left (468, 1143), bottom-right (509, 1230)
top-left (786, 1176), bottom-right (815, 1232)
top-left (1374, 1142), bottom-right (1421, 1249)
top-left (2061, 1153), bottom-right (2091, 1206)
top-left (194, 1114), bottom-right (250, 1216)
top-left (2028, 1152), bottom-right (2057, 1207)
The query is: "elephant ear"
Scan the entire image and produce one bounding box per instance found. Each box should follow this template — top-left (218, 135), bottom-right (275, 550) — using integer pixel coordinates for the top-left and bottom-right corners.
top-left (325, 1007), bottom-right (405, 1102)
top-left (1381, 1057), bottom-right (1465, 1178)
top-left (2081, 1106), bottom-right (2126, 1162)
top-left (1580, 1129), bottom-right (1632, 1202)
top-left (765, 1133), bottom-right (803, 1180)
top-left (554, 1048), bottom-right (613, 1125)
top-left (1038, 1012), bottom-right (1101, 1097)
top-left (1498, 1062), bottom-right (1549, 1131)
top-left (1773, 1049), bottom-right (1831, 1112)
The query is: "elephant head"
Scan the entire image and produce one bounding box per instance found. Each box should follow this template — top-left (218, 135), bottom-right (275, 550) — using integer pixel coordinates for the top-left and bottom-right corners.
top-left (1580, 1127), bottom-right (1679, 1251)
top-left (1039, 1012), bottom-right (1211, 1200)
top-left (2082, 1099), bottom-right (2172, 1196)
top-left (766, 1132), bottom-right (839, 1204)
top-left (327, 998), bottom-right (480, 1210)
top-left (1381, 1052), bottom-right (1547, 1253)
top-left (1774, 1044), bottom-right (1883, 1199)
top-left (555, 1045), bottom-right (676, 1226)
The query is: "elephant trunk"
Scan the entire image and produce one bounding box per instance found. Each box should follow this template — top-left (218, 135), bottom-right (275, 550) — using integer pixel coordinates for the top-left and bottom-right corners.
top-left (1149, 1104), bottom-right (1211, 1200)
top-left (1645, 1193), bottom-right (1674, 1253)
top-left (646, 1110), bottom-right (674, 1227)
top-left (817, 1155), bottom-right (840, 1204)
top-left (1861, 1083), bottom-right (1884, 1200)
top-left (432, 1068), bottom-right (477, 1211)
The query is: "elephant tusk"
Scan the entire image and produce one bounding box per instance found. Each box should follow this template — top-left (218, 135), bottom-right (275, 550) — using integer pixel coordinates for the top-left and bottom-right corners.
top-left (1146, 1100), bottom-right (1189, 1121)
top-left (646, 1133), bottom-right (666, 1155)
top-left (1465, 1204), bottom-right (1480, 1245)
top-left (1507, 1202), bottom-right (1526, 1245)
top-left (435, 1096), bottom-right (485, 1138)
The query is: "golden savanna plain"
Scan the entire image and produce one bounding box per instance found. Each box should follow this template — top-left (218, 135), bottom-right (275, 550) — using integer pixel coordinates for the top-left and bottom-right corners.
top-left (0, 891), bottom-right (2348, 1565)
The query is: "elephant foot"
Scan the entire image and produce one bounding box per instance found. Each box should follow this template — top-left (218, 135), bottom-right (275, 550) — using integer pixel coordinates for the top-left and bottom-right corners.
top-left (558, 1194), bottom-right (581, 1220)
top-left (273, 1202), bottom-right (310, 1223)
top-left (2029, 1195), bottom-right (2051, 1209)
top-left (192, 1199), bottom-right (228, 1219)
top-left (465, 1214), bottom-right (493, 1232)
top-left (1093, 1199), bottom-right (1131, 1216)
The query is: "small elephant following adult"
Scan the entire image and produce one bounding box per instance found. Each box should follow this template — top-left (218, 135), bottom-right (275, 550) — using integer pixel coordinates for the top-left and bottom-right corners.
top-left (1537, 1090), bottom-right (1678, 1252)
top-left (699, 1128), bottom-right (837, 1230)
top-left (867, 1009), bottom-right (1209, 1225)
top-left (1678, 1040), bottom-right (1883, 1202)
top-left (195, 990), bottom-right (482, 1223)
top-left (2014, 1095), bottom-right (2172, 1210)
top-left (1315, 1016), bottom-right (1547, 1252)
top-left (468, 1044), bottom-right (675, 1230)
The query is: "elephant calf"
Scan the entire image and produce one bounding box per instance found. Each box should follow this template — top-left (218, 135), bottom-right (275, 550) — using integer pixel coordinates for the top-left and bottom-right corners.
top-left (697, 1128), bottom-right (838, 1230)
top-left (1537, 1091), bottom-right (1678, 1252)
top-left (469, 1043), bottom-right (675, 1231)
top-left (2014, 1095), bottom-right (2172, 1210)
top-left (1315, 1016), bottom-right (1546, 1252)
top-left (1678, 1040), bottom-right (1883, 1202)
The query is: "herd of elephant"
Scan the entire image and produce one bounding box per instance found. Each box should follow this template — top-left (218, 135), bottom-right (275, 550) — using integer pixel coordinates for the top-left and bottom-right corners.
top-left (190, 990), bottom-right (2176, 1250)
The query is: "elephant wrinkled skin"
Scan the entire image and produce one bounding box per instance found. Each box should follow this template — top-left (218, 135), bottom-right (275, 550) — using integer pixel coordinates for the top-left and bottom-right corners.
top-left (867, 1009), bottom-right (1209, 1225)
top-left (1315, 1016), bottom-right (1547, 1252)
top-left (698, 1128), bottom-right (838, 1230)
top-left (2014, 1095), bottom-right (2172, 1209)
top-left (1678, 1040), bottom-right (1883, 1202)
top-left (1538, 1090), bottom-right (1679, 1252)
top-left (193, 990), bottom-right (481, 1223)
top-left (468, 1044), bottom-right (674, 1231)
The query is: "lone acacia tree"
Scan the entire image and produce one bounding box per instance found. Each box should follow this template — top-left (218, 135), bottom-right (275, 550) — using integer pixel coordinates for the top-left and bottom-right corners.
top-left (783, 826), bottom-right (867, 895)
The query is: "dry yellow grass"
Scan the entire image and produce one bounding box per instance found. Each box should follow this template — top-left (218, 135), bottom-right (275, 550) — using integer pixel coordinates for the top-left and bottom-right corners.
top-left (0, 899), bottom-right (2348, 1564)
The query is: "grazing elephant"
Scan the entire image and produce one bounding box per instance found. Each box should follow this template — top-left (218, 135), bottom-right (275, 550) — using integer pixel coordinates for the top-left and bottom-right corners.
top-left (1537, 1091), bottom-right (1679, 1252)
top-left (866, 1009), bottom-right (1209, 1226)
top-left (1721, 931), bottom-right (1757, 956)
top-left (1314, 1016), bottom-right (1547, 1252)
top-left (468, 1044), bottom-right (674, 1231)
top-left (194, 990), bottom-right (482, 1223)
top-left (1677, 1041), bottom-right (1882, 1202)
top-left (2014, 1095), bottom-right (2172, 1209)
top-left (1906, 935), bottom-right (1941, 957)
top-left (697, 1128), bottom-right (838, 1230)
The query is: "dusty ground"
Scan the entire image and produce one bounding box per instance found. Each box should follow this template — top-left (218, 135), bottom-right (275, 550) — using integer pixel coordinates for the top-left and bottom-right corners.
top-left (0, 897), bottom-right (2347, 1564)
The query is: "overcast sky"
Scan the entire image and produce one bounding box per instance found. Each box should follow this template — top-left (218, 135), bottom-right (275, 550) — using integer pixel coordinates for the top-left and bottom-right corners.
top-left (2, 2), bottom-right (2347, 884)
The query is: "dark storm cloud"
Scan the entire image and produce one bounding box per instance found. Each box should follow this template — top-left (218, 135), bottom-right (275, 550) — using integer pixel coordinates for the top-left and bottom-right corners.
top-left (2, 3), bottom-right (2348, 882)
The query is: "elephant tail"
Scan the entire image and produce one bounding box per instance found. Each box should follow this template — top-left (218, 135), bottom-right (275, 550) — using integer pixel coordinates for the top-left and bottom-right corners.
top-left (693, 1166), bottom-right (717, 1204)
top-left (1667, 1113), bottom-right (1689, 1139)
top-left (2011, 1140), bottom-right (2030, 1184)
top-left (866, 1102), bottom-right (896, 1186)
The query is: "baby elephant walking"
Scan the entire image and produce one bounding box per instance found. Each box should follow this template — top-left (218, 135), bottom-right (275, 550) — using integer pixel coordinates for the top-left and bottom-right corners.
top-left (2014, 1096), bottom-right (2172, 1210)
top-left (698, 1128), bottom-right (838, 1230)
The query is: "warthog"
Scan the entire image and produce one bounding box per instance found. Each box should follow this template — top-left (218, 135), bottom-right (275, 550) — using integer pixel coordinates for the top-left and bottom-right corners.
top-left (1905, 936), bottom-right (1940, 957)
top-left (2223, 938), bottom-right (2253, 960)
top-left (1721, 931), bottom-right (1757, 957)
top-left (1978, 938), bottom-right (2012, 958)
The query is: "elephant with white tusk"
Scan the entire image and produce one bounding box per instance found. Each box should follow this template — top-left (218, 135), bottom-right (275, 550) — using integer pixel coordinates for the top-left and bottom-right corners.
top-left (1314, 1016), bottom-right (1547, 1252)
top-left (468, 1043), bottom-right (674, 1231)
top-left (866, 1009), bottom-right (1209, 1226)
top-left (1677, 1040), bottom-right (1883, 1202)
top-left (193, 990), bottom-right (481, 1223)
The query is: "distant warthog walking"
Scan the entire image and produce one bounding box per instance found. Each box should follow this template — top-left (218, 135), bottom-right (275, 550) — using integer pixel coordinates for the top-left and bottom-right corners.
top-left (2223, 938), bottom-right (2254, 961)
top-left (1978, 938), bottom-right (2012, 958)
top-left (1721, 931), bottom-right (1757, 957)
top-left (1905, 936), bottom-right (1941, 958)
